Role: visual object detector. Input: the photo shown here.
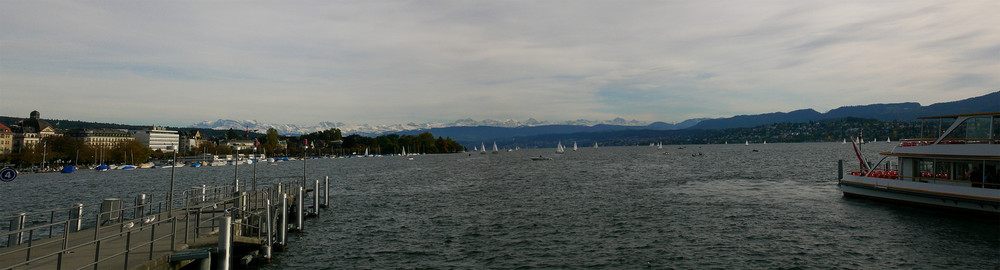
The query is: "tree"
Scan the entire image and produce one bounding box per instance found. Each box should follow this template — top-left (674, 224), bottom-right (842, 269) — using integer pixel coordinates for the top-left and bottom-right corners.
top-left (265, 128), bottom-right (280, 155)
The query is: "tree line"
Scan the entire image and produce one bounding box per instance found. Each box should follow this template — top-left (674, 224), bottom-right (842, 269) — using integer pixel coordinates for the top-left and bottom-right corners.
top-left (0, 128), bottom-right (464, 169)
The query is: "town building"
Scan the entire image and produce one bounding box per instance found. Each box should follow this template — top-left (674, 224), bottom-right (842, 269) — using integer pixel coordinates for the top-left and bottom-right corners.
top-left (0, 123), bottom-right (13, 154)
top-left (224, 139), bottom-right (258, 151)
top-left (178, 130), bottom-right (204, 154)
top-left (11, 111), bottom-right (57, 153)
top-left (130, 126), bottom-right (180, 152)
top-left (66, 129), bottom-right (134, 149)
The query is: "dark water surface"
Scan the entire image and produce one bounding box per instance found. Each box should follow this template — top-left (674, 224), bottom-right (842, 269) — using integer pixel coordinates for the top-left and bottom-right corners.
top-left (3, 143), bottom-right (998, 268)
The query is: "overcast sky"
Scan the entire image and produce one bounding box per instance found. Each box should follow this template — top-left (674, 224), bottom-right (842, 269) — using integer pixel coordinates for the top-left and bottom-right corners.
top-left (2, 1), bottom-right (998, 127)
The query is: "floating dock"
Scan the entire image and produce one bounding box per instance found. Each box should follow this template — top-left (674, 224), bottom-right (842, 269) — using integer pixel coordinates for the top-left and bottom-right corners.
top-left (0, 176), bottom-right (332, 270)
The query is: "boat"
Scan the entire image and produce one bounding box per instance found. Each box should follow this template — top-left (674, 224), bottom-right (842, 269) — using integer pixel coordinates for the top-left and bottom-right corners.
top-left (60, 165), bottom-right (77, 173)
top-left (95, 164), bottom-right (110, 171)
top-left (573, 142), bottom-right (578, 151)
top-left (120, 165), bottom-right (136, 170)
top-left (838, 112), bottom-right (1000, 215)
top-left (480, 142), bottom-right (487, 154)
top-left (594, 142), bottom-right (598, 148)
top-left (189, 163), bottom-right (202, 168)
top-left (556, 141), bottom-right (565, 154)
top-left (745, 140), bottom-right (749, 146)
top-left (657, 142), bottom-right (662, 149)
top-left (492, 142), bottom-right (499, 154)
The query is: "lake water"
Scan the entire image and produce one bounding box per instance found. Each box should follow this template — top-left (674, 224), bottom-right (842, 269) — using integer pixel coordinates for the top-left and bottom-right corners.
top-left (2, 142), bottom-right (998, 268)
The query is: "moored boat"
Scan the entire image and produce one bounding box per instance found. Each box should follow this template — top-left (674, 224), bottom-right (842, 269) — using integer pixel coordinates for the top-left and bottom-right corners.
top-left (838, 112), bottom-right (1000, 214)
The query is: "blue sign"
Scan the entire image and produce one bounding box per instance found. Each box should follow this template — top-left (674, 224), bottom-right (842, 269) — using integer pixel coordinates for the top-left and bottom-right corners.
top-left (0, 168), bottom-right (16, 182)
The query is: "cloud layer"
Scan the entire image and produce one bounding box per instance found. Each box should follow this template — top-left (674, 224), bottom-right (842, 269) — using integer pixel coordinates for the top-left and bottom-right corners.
top-left (2, 1), bottom-right (997, 126)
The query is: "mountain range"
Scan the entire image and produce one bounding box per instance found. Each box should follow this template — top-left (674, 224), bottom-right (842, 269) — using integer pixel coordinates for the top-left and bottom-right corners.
top-left (688, 91), bottom-right (998, 129)
top-left (188, 117), bottom-right (679, 137)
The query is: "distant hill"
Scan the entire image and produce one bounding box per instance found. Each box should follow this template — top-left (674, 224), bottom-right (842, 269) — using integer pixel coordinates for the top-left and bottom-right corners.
top-left (689, 91), bottom-right (999, 129)
top-left (398, 120), bottom-right (703, 144)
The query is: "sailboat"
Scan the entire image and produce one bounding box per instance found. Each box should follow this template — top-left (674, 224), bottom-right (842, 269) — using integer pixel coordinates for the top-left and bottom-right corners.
top-left (745, 140), bottom-right (749, 146)
top-left (573, 142), bottom-right (578, 151)
top-left (402, 146), bottom-right (406, 156)
top-left (480, 142), bottom-right (487, 154)
top-left (842, 139), bottom-right (847, 144)
top-left (556, 141), bottom-right (565, 154)
top-left (364, 148), bottom-right (369, 157)
top-left (492, 142), bottom-right (499, 154)
top-left (594, 142), bottom-right (598, 149)
top-left (763, 140), bottom-right (766, 145)
top-left (657, 142), bottom-right (662, 149)
top-left (886, 137), bottom-right (891, 143)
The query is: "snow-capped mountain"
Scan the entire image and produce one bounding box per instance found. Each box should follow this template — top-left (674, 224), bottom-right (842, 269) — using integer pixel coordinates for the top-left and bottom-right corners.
top-left (189, 118), bottom-right (651, 136)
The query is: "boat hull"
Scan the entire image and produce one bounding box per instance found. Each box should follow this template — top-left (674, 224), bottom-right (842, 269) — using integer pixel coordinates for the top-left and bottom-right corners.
top-left (839, 175), bottom-right (1000, 214)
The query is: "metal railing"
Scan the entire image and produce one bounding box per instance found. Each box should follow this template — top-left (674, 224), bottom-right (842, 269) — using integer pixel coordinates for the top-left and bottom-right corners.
top-left (0, 179), bottom-right (316, 270)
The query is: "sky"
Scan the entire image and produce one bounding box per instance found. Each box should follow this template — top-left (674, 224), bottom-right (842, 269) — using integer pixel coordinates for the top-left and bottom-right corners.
top-left (2, 1), bottom-right (998, 127)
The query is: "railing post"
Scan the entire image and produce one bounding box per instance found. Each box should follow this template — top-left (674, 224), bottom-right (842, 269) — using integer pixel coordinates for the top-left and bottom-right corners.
top-left (171, 217), bottom-right (177, 251)
top-left (73, 203), bottom-right (84, 232)
top-left (93, 240), bottom-right (101, 270)
top-left (279, 193), bottom-right (287, 248)
top-left (323, 176), bottom-right (329, 208)
top-left (264, 198), bottom-right (272, 261)
top-left (135, 194), bottom-right (147, 219)
top-left (838, 160), bottom-right (844, 180)
top-left (149, 221), bottom-right (156, 260)
top-left (296, 187), bottom-right (304, 232)
top-left (313, 179), bottom-right (320, 216)
top-left (8, 212), bottom-right (25, 246)
top-left (218, 215), bottom-right (232, 270)
top-left (59, 221), bottom-right (69, 269)
top-left (124, 230), bottom-right (132, 270)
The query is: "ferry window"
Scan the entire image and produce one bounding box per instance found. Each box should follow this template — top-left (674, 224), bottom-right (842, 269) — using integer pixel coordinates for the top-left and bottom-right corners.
top-left (986, 162), bottom-right (999, 189)
top-left (993, 116), bottom-right (999, 142)
top-left (942, 119), bottom-right (965, 141)
top-left (917, 159), bottom-right (934, 178)
top-left (934, 161), bottom-right (952, 179)
top-left (954, 163), bottom-right (972, 181)
top-left (966, 117), bottom-right (990, 140)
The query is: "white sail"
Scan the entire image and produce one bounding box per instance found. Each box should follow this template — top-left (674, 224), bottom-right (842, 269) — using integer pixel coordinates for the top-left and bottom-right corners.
top-left (594, 142), bottom-right (598, 148)
top-left (492, 142), bottom-right (499, 153)
top-left (402, 146), bottom-right (406, 156)
top-left (745, 140), bottom-right (749, 145)
top-left (481, 142), bottom-right (486, 154)
top-left (573, 142), bottom-right (578, 151)
top-left (364, 148), bottom-right (369, 156)
top-left (657, 142), bottom-right (662, 149)
top-left (556, 141), bottom-right (565, 153)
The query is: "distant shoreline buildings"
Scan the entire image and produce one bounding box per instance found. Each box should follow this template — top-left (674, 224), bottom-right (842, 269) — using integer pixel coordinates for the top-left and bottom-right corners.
top-left (0, 110), bottom-right (274, 156)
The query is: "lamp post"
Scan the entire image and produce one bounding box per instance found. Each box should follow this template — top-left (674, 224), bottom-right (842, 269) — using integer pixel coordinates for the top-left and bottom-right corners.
top-left (252, 145), bottom-right (258, 191)
top-left (168, 144), bottom-right (177, 217)
top-left (302, 139), bottom-right (308, 188)
top-left (233, 145), bottom-right (239, 192)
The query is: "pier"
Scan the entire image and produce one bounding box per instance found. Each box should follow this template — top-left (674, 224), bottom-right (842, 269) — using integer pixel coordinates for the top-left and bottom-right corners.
top-left (0, 176), bottom-right (332, 270)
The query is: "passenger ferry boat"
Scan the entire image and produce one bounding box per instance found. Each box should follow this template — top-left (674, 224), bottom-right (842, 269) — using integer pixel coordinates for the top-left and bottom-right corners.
top-left (838, 112), bottom-right (1000, 214)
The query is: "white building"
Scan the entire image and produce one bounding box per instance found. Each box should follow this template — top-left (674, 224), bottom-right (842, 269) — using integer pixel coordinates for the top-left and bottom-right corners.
top-left (131, 126), bottom-right (180, 152)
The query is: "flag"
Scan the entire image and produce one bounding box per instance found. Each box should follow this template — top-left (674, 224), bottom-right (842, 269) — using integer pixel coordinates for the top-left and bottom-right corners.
top-left (254, 139), bottom-right (259, 147)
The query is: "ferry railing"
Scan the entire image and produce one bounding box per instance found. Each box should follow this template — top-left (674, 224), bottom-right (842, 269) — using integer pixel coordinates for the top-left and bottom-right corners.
top-left (845, 169), bottom-right (999, 189)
